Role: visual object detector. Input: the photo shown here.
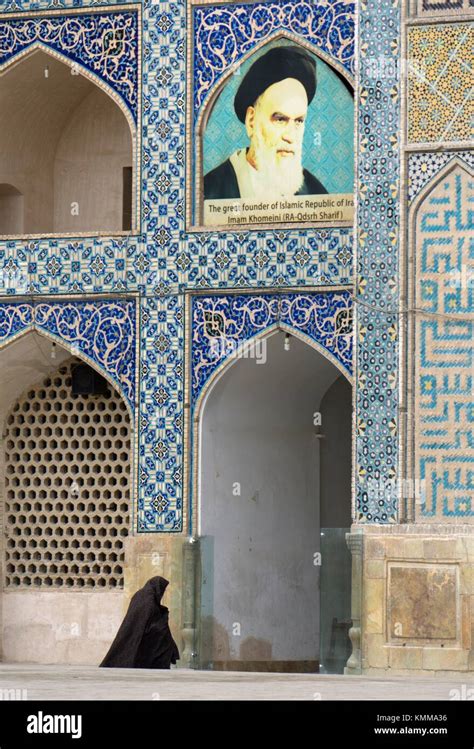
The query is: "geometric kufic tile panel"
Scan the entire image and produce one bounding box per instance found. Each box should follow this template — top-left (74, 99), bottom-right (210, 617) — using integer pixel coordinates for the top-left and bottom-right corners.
top-left (413, 164), bottom-right (474, 519)
top-left (408, 150), bottom-right (474, 203)
top-left (408, 22), bottom-right (474, 144)
top-left (3, 358), bottom-right (131, 588)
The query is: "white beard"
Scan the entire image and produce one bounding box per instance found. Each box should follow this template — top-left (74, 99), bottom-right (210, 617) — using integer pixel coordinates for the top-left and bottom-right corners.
top-left (249, 127), bottom-right (304, 198)
top-left (231, 135), bottom-right (304, 199)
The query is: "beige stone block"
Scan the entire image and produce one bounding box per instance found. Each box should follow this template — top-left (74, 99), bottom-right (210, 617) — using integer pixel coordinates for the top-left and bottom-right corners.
top-left (86, 594), bottom-right (124, 643)
top-left (365, 633), bottom-right (389, 668)
top-left (388, 668), bottom-right (434, 678)
top-left (388, 646), bottom-right (423, 670)
top-left (387, 564), bottom-right (457, 640)
top-left (362, 667), bottom-right (389, 677)
top-left (423, 539), bottom-right (465, 561)
top-left (460, 565), bottom-right (474, 595)
top-left (124, 534), bottom-right (185, 642)
top-left (384, 537), bottom-right (425, 559)
top-left (422, 647), bottom-right (469, 671)
top-left (1, 590), bottom-right (124, 665)
top-left (463, 537), bottom-right (474, 561)
top-left (365, 538), bottom-right (386, 559)
top-left (438, 673), bottom-right (474, 685)
top-left (3, 621), bottom-right (57, 664)
top-left (365, 578), bottom-right (384, 634)
top-left (366, 559), bottom-right (385, 578)
top-left (461, 596), bottom-right (471, 650)
top-left (64, 638), bottom-right (113, 666)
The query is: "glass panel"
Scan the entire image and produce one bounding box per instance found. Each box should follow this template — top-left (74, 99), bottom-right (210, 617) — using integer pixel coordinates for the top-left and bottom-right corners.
top-left (195, 534), bottom-right (213, 670)
top-left (319, 527), bottom-right (352, 674)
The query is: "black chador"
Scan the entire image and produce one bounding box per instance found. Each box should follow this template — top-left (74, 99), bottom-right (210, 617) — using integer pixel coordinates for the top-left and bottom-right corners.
top-left (99, 576), bottom-right (180, 669)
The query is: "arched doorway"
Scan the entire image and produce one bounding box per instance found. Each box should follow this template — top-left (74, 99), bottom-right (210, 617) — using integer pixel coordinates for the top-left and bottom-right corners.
top-left (196, 329), bottom-right (352, 672)
top-left (0, 49), bottom-right (134, 236)
top-left (0, 331), bottom-right (131, 664)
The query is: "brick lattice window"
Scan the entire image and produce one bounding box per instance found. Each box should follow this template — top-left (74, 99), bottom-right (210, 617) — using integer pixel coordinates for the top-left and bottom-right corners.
top-left (3, 358), bottom-right (130, 589)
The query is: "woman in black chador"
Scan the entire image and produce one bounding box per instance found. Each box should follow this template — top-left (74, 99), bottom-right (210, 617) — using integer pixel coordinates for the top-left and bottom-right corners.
top-left (99, 576), bottom-right (180, 669)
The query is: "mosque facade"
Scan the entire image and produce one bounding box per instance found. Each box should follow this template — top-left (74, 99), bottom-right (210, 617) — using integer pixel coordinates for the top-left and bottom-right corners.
top-left (0, 0), bottom-right (472, 676)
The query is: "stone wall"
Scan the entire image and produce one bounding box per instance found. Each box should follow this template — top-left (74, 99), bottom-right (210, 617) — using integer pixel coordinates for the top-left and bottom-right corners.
top-left (122, 534), bottom-right (189, 667)
top-left (360, 526), bottom-right (473, 675)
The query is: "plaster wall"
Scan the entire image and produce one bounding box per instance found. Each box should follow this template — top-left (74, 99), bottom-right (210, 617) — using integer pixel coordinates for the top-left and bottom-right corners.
top-left (0, 49), bottom-right (132, 235)
top-left (0, 187), bottom-right (23, 235)
top-left (198, 332), bottom-right (343, 667)
top-left (1, 591), bottom-right (124, 664)
top-left (54, 88), bottom-right (132, 233)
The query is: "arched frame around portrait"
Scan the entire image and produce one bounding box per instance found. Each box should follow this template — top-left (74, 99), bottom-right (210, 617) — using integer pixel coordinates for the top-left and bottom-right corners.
top-left (187, 27), bottom-right (355, 232)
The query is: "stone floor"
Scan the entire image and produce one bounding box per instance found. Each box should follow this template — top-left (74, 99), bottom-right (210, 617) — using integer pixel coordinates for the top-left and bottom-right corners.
top-left (0, 663), bottom-right (471, 700)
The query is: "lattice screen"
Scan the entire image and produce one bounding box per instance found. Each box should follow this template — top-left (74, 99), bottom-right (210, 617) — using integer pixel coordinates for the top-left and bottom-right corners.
top-left (2, 358), bottom-right (131, 589)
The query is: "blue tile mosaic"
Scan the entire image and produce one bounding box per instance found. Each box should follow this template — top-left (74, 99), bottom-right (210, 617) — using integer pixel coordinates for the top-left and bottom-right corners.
top-left (0, 299), bottom-right (137, 409)
top-left (192, 0), bottom-right (355, 119)
top-left (413, 164), bottom-right (473, 519)
top-left (191, 290), bottom-right (353, 404)
top-left (0, 7), bottom-right (139, 121)
top-left (355, 0), bottom-right (401, 522)
top-left (0, 0), bottom-right (418, 531)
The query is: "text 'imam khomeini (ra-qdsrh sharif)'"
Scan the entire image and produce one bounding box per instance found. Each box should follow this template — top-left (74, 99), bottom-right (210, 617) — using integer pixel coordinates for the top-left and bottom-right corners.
top-left (0, 0), bottom-right (472, 677)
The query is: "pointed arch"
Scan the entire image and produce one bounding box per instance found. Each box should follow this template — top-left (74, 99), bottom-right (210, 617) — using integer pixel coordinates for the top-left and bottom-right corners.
top-left (196, 30), bottom-right (354, 139)
top-left (189, 323), bottom-right (353, 535)
top-left (190, 31), bottom-right (355, 227)
top-left (0, 327), bottom-right (137, 536)
top-left (0, 327), bottom-right (134, 425)
top-left (410, 157), bottom-right (474, 222)
top-left (0, 300), bottom-right (137, 416)
top-left (0, 45), bottom-right (137, 237)
top-left (194, 322), bottom-right (352, 423)
top-left (194, 326), bottom-right (353, 671)
top-left (0, 43), bottom-right (136, 137)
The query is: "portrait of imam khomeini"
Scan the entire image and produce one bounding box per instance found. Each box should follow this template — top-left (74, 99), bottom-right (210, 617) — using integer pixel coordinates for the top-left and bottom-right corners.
top-left (204, 46), bottom-right (328, 200)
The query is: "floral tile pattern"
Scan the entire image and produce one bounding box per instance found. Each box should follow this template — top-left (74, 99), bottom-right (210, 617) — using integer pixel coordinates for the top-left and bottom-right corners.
top-left (0, 299), bottom-right (137, 409)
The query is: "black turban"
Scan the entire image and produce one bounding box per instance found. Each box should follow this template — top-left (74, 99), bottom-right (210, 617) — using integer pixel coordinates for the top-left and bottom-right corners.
top-left (234, 45), bottom-right (317, 123)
